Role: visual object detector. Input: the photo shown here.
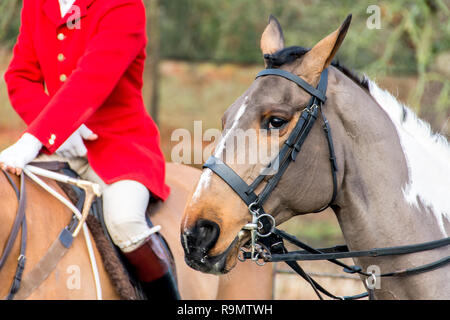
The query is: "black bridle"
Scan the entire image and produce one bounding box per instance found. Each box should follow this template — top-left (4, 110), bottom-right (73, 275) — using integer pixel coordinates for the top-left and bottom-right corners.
top-left (202, 67), bottom-right (450, 300)
top-left (204, 68), bottom-right (336, 214)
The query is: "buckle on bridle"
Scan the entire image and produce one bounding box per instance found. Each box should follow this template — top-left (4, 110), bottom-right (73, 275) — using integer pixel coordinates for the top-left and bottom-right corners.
top-left (306, 103), bottom-right (319, 115)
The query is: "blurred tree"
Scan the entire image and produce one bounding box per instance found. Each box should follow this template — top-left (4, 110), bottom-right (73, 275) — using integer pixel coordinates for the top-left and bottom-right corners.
top-left (0, 0), bottom-right (22, 48)
top-left (144, 0), bottom-right (161, 124)
top-left (2, 0), bottom-right (448, 73)
top-left (1, 0), bottom-right (448, 122)
top-left (364, 0), bottom-right (450, 115)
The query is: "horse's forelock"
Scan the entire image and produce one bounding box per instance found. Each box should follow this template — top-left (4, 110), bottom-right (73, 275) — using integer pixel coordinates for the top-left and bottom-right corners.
top-left (264, 46), bottom-right (310, 68)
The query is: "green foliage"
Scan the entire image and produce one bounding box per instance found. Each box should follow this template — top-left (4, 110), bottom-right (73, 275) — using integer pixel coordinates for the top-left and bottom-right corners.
top-left (0, 0), bottom-right (22, 48)
top-left (158, 0), bottom-right (449, 71)
top-left (1, 0), bottom-right (449, 116)
top-left (2, 0), bottom-right (449, 72)
top-left (159, 0), bottom-right (450, 116)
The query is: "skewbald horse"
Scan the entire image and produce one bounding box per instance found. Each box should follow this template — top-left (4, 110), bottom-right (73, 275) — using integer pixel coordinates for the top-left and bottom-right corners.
top-left (181, 15), bottom-right (450, 299)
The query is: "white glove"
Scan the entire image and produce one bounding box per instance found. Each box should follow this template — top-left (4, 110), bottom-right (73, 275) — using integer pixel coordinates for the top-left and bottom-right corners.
top-left (0, 133), bottom-right (43, 175)
top-left (56, 124), bottom-right (98, 158)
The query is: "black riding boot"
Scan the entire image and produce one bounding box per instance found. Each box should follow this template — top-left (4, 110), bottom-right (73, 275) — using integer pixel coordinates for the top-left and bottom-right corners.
top-left (123, 233), bottom-right (180, 300)
top-left (140, 272), bottom-right (179, 300)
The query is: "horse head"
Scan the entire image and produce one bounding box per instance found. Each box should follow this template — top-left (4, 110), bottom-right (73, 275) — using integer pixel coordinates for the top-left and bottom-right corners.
top-left (181, 15), bottom-right (352, 274)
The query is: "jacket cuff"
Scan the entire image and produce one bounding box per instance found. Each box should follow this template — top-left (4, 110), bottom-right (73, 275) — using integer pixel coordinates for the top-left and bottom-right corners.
top-left (26, 126), bottom-right (58, 154)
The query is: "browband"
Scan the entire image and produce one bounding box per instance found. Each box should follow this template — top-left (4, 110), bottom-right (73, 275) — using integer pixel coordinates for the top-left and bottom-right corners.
top-left (256, 69), bottom-right (327, 103)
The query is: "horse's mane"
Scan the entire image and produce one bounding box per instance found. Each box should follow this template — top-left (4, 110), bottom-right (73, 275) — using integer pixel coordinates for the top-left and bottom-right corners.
top-left (264, 46), bottom-right (369, 91)
top-left (267, 46), bottom-right (448, 150)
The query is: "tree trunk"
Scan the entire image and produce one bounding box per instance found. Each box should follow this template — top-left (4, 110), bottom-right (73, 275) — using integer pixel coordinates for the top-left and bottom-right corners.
top-left (144, 0), bottom-right (160, 125)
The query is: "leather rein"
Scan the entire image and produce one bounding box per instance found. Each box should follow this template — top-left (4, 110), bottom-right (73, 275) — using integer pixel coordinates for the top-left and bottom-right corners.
top-left (0, 171), bottom-right (27, 300)
top-left (202, 67), bottom-right (450, 300)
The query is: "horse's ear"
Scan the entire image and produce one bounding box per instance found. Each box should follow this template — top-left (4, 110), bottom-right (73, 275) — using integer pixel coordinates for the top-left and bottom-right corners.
top-left (296, 14), bottom-right (352, 85)
top-left (260, 15), bottom-right (285, 58)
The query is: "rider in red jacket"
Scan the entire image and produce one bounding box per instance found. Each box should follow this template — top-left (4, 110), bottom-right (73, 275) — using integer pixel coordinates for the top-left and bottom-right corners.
top-left (0, 0), bottom-right (177, 299)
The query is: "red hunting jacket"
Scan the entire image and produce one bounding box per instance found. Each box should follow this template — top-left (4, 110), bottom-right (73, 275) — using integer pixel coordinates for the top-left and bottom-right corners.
top-left (4, 0), bottom-right (170, 200)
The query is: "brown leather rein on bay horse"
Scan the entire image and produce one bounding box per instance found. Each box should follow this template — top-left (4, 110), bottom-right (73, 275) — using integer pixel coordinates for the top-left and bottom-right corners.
top-left (0, 170), bottom-right (27, 299)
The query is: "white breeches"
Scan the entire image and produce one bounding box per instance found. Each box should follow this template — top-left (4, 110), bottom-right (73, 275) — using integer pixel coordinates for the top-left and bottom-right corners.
top-left (36, 154), bottom-right (153, 252)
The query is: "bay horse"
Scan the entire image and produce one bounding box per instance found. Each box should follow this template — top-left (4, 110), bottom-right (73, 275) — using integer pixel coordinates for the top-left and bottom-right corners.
top-left (181, 15), bottom-right (450, 299)
top-left (0, 162), bottom-right (273, 299)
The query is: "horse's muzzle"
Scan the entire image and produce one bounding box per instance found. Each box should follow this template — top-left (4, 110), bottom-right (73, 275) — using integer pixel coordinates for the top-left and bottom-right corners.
top-left (181, 219), bottom-right (222, 273)
top-left (181, 219), bottom-right (237, 274)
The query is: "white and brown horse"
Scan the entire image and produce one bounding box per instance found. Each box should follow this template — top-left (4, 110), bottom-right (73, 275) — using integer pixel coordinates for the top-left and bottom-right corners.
top-left (0, 162), bottom-right (273, 299)
top-left (181, 15), bottom-right (450, 299)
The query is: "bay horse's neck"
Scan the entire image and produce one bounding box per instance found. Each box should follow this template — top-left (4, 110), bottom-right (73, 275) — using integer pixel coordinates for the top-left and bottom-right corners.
top-left (329, 69), bottom-right (450, 299)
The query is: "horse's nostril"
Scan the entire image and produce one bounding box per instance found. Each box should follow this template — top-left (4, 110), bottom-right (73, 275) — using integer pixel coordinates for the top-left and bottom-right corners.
top-left (183, 219), bottom-right (220, 256)
top-left (195, 219), bottom-right (220, 252)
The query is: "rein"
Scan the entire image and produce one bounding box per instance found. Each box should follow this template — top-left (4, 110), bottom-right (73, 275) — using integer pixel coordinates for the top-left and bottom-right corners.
top-left (0, 171), bottom-right (27, 300)
top-left (202, 67), bottom-right (450, 300)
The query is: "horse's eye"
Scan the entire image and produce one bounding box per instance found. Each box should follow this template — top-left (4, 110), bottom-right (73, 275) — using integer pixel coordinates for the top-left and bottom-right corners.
top-left (268, 116), bottom-right (287, 129)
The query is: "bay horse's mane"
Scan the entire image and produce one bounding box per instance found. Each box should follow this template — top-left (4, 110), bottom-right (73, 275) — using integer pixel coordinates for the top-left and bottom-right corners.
top-left (264, 46), bottom-right (369, 92)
